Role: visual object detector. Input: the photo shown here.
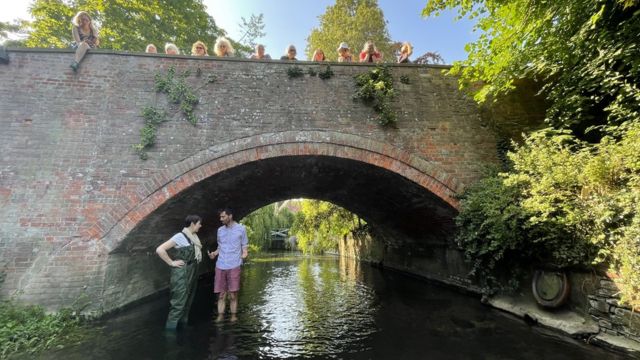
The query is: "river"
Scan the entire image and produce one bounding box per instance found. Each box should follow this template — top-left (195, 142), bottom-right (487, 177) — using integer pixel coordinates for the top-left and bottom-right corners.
top-left (38, 255), bottom-right (625, 359)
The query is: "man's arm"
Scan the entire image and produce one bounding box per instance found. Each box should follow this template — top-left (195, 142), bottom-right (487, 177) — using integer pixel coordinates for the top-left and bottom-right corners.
top-left (241, 226), bottom-right (249, 259)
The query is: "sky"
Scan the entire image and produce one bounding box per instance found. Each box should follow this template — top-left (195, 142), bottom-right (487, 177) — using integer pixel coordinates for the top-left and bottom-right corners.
top-left (1, 0), bottom-right (478, 63)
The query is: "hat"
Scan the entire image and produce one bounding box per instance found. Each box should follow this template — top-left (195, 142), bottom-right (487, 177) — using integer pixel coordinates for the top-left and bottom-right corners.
top-left (337, 42), bottom-right (350, 51)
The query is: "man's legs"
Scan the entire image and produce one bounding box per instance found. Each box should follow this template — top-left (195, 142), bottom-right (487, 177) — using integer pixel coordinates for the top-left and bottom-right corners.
top-left (216, 292), bottom-right (227, 322)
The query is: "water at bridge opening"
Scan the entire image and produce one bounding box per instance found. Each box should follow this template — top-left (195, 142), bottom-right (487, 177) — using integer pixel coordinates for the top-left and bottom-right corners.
top-left (40, 255), bottom-right (623, 359)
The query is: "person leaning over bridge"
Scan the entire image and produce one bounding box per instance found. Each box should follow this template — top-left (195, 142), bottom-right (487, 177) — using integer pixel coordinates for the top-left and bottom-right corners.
top-left (145, 44), bottom-right (157, 53)
top-left (208, 208), bottom-right (248, 322)
top-left (280, 45), bottom-right (298, 61)
top-left (69, 11), bottom-right (99, 72)
top-left (337, 42), bottom-right (353, 62)
top-left (359, 41), bottom-right (383, 63)
top-left (214, 37), bottom-right (235, 57)
top-left (312, 48), bottom-right (326, 61)
top-left (165, 43), bottom-right (180, 55)
top-left (250, 44), bottom-right (271, 60)
top-left (156, 214), bottom-right (204, 330)
top-left (398, 42), bottom-right (413, 63)
top-left (192, 40), bottom-right (209, 56)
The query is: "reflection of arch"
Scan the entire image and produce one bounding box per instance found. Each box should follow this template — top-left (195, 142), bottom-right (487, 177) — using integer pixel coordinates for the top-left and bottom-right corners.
top-left (94, 131), bottom-right (461, 251)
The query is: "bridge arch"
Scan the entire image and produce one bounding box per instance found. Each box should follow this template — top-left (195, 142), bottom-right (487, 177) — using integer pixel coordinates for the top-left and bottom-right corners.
top-left (97, 130), bottom-right (461, 253)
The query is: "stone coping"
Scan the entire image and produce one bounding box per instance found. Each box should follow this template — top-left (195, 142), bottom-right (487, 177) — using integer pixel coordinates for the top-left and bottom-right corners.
top-left (3, 46), bottom-right (453, 69)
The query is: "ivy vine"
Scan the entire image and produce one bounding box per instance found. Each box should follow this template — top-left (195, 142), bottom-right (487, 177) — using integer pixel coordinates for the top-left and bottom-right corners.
top-left (353, 65), bottom-right (397, 127)
top-left (134, 66), bottom-right (216, 160)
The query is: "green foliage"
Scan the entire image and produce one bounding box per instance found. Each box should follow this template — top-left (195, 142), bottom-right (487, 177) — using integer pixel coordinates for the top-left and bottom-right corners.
top-left (318, 65), bottom-right (334, 80)
top-left (286, 66), bottom-right (304, 79)
top-left (290, 200), bottom-right (364, 254)
top-left (399, 75), bottom-right (410, 84)
top-left (423, 0), bottom-right (640, 140)
top-left (0, 301), bottom-right (88, 358)
top-left (135, 66), bottom-right (213, 160)
top-left (306, 0), bottom-right (394, 62)
top-left (241, 203), bottom-right (296, 251)
top-left (456, 122), bottom-right (640, 301)
top-left (23, 0), bottom-right (226, 53)
top-left (307, 67), bottom-right (318, 77)
top-left (353, 66), bottom-right (397, 126)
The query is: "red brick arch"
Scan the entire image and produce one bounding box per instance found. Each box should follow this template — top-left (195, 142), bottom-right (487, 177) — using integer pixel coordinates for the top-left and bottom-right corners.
top-left (94, 131), bottom-right (461, 251)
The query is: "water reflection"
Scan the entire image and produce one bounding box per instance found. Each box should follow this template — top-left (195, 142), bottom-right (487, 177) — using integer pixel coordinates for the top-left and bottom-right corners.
top-left (38, 255), bottom-right (625, 360)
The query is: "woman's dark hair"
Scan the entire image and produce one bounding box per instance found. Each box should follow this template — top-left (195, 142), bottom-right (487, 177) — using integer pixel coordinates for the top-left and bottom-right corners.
top-left (184, 214), bottom-right (202, 227)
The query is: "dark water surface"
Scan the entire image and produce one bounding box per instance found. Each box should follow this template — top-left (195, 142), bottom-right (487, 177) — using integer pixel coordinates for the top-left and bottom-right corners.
top-left (40, 255), bottom-right (625, 359)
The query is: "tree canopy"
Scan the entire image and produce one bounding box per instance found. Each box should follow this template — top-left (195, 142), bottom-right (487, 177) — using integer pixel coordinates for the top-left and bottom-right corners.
top-left (241, 203), bottom-right (295, 251)
top-left (290, 200), bottom-right (363, 254)
top-left (423, 0), bottom-right (640, 139)
top-left (306, 0), bottom-right (393, 61)
top-left (22, 0), bottom-right (226, 53)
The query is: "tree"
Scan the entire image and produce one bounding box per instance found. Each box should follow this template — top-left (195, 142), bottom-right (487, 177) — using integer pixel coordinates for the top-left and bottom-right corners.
top-left (23, 0), bottom-right (226, 53)
top-left (413, 51), bottom-right (445, 65)
top-left (290, 200), bottom-right (363, 254)
top-left (423, 0), bottom-right (640, 139)
top-left (235, 13), bottom-right (266, 56)
top-left (306, 0), bottom-right (393, 61)
top-left (241, 203), bottom-right (295, 251)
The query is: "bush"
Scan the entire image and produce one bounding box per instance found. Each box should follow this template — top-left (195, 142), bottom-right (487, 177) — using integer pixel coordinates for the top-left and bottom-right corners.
top-left (0, 301), bottom-right (88, 358)
top-left (457, 121), bottom-right (640, 302)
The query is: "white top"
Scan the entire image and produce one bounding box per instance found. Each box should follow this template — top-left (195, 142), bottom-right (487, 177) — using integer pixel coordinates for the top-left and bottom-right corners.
top-left (170, 232), bottom-right (191, 248)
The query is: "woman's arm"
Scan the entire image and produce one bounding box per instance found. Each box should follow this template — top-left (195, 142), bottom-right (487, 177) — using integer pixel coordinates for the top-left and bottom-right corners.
top-left (72, 26), bottom-right (81, 43)
top-left (156, 239), bottom-right (184, 267)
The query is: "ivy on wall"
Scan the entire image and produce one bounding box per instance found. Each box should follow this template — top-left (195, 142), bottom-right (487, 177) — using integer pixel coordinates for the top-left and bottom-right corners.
top-left (134, 66), bottom-right (216, 160)
top-left (353, 66), bottom-right (397, 127)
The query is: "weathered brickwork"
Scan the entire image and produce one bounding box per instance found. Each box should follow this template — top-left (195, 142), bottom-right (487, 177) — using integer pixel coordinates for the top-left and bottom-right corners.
top-left (0, 49), bottom-right (527, 313)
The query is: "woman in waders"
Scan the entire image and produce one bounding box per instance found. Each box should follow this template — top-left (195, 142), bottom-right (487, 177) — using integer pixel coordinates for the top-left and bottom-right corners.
top-left (156, 215), bottom-right (204, 330)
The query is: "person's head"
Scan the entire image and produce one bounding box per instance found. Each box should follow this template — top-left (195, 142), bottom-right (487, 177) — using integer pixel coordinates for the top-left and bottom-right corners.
top-left (337, 42), bottom-right (350, 56)
top-left (312, 49), bottom-right (325, 61)
top-left (214, 37), bottom-right (234, 57)
top-left (284, 45), bottom-right (297, 59)
top-left (72, 11), bottom-right (92, 28)
top-left (255, 44), bottom-right (266, 58)
top-left (184, 214), bottom-right (203, 232)
top-left (218, 208), bottom-right (234, 226)
top-left (191, 40), bottom-right (208, 56)
top-left (363, 41), bottom-right (376, 54)
top-left (145, 44), bottom-right (157, 53)
top-left (400, 42), bottom-right (413, 56)
top-left (165, 43), bottom-right (179, 55)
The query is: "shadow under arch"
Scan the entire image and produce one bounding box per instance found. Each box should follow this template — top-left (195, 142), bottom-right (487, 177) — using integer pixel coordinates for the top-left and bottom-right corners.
top-left (96, 131), bottom-right (461, 253)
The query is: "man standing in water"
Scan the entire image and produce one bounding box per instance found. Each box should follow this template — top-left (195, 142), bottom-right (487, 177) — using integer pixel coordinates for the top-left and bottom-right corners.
top-left (208, 208), bottom-right (249, 321)
top-left (156, 215), bottom-right (204, 330)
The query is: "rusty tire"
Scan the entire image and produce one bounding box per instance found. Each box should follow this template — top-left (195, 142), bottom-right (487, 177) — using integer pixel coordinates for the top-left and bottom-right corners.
top-left (532, 269), bottom-right (571, 308)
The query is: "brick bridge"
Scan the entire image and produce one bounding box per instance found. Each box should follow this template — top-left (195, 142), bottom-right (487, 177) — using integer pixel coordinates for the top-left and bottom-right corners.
top-left (0, 49), bottom-right (541, 314)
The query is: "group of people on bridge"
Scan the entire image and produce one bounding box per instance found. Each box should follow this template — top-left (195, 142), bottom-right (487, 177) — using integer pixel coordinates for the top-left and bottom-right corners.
top-left (155, 209), bottom-right (249, 330)
top-left (69, 11), bottom-right (414, 72)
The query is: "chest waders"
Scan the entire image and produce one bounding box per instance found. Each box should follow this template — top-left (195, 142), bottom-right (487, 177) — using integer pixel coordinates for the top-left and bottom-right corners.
top-left (165, 243), bottom-right (198, 330)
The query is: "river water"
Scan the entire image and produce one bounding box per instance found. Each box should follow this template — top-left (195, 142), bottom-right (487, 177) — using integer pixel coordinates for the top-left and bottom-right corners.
top-left (40, 255), bottom-right (624, 359)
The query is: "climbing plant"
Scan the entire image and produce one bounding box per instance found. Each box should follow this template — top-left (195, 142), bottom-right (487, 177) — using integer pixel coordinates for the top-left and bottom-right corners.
top-left (353, 65), bottom-right (396, 126)
top-left (134, 66), bottom-right (216, 160)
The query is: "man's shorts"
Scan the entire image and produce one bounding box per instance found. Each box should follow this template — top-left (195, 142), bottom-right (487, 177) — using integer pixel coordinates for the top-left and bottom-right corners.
top-left (214, 266), bottom-right (241, 293)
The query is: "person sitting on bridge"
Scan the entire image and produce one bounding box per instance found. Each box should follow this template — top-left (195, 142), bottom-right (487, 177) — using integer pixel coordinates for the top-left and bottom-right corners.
top-left (280, 45), bottom-right (298, 61)
top-left (165, 43), bottom-right (180, 55)
top-left (69, 11), bottom-right (99, 72)
top-left (156, 214), bottom-right (204, 330)
top-left (250, 44), bottom-right (271, 60)
top-left (337, 42), bottom-right (353, 62)
top-left (208, 208), bottom-right (249, 322)
top-left (214, 37), bottom-right (235, 57)
top-left (359, 41), bottom-right (383, 63)
top-left (145, 44), bottom-right (157, 53)
top-left (192, 40), bottom-right (209, 56)
top-left (312, 49), bottom-right (326, 62)
top-left (398, 42), bottom-right (413, 64)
